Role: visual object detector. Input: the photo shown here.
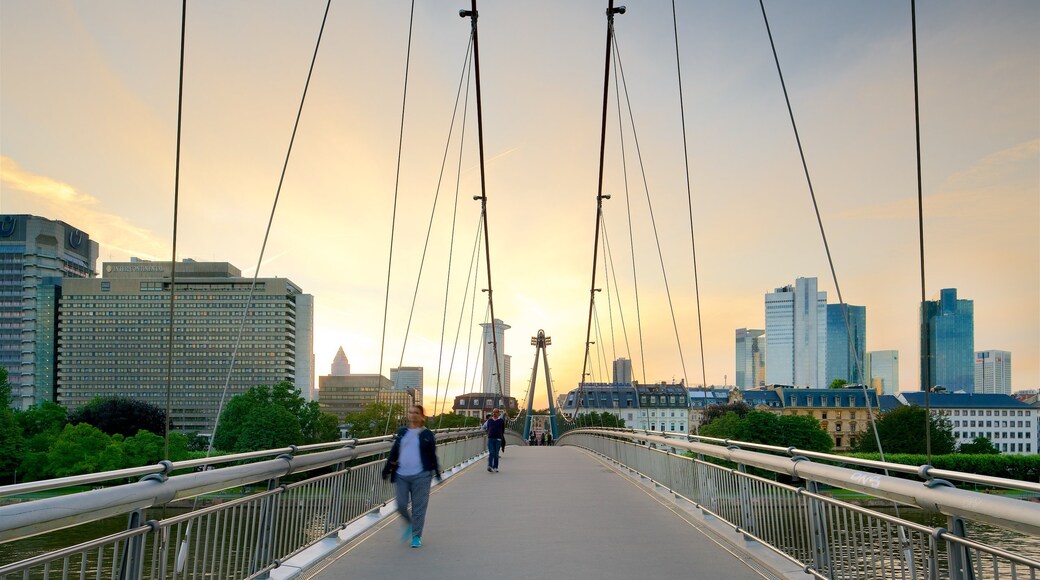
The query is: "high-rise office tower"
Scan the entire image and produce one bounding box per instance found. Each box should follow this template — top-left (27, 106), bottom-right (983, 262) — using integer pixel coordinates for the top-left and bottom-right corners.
top-left (0, 214), bottom-right (98, 409)
top-left (480, 319), bottom-right (510, 396)
top-left (734, 329), bottom-right (766, 388)
top-left (765, 277), bottom-right (826, 387)
top-left (975, 350), bottom-right (1011, 395)
top-left (58, 260), bottom-right (313, 434)
top-left (921, 288), bottom-right (974, 393)
top-left (613, 357), bottom-right (633, 385)
top-left (391, 366), bottom-right (424, 405)
top-left (331, 346), bottom-right (350, 376)
top-left (825, 304), bottom-right (866, 385)
top-left (867, 350), bottom-right (899, 394)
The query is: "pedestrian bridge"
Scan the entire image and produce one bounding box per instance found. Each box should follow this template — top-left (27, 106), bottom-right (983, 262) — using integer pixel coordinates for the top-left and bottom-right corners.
top-left (1, 429), bottom-right (1038, 579)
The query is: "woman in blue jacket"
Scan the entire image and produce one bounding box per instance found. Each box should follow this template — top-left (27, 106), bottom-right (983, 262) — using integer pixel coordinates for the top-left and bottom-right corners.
top-left (382, 404), bottom-right (441, 548)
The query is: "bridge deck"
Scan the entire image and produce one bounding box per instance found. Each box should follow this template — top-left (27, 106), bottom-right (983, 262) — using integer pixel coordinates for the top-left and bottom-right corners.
top-left (305, 445), bottom-right (775, 579)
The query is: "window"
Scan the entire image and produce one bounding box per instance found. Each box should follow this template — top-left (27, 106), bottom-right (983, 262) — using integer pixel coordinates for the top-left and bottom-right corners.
top-left (835, 437), bottom-right (842, 447)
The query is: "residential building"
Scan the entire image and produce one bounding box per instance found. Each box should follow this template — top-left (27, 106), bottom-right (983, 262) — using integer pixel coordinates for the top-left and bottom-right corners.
top-left (867, 350), bottom-right (900, 395)
top-left (480, 319), bottom-right (511, 397)
top-left (634, 382), bottom-right (689, 433)
top-left (58, 260), bottom-right (313, 434)
top-left (921, 288), bottom-right (974, 393)
top-left (0, 214), bottom-right (98, 409)
top-left (735, 328), bottom-right (766, 388)
top-left (561, 383), bottom-right (638, 423)
top-left (765, 277), bottom-right (827, 388)
top-left (452, 392), bottom-right (518, 419)
top-left (975, 350), bottom-right (1011, 395)
top-left (773, 387), bottom-right (880, 451)
top-left (825, 304), bottom-right (866, 385)
top-left (898, 392), bottom-right (1036, 454)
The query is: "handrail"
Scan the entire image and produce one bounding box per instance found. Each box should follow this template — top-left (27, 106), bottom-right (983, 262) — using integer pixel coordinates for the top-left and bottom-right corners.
top-left (0, 428), bottom-right (482, 499)
top-left (610, 427), bottom-right (1039, 492)
top-left (0, 429), bottom-right (483, 543)
top-left (562, 428), bottom-right (1040, 536)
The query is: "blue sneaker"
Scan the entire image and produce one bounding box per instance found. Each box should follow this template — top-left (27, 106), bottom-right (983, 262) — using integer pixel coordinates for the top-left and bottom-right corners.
top-left (401, 524), bottom-right (412, 543)
top-left (411, 535), bottom-right (422, 548)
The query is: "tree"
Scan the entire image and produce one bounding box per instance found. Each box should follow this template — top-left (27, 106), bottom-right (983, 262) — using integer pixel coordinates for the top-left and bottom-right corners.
top-left (572, 412), bottom-right (625, 429)
top-left (0, 368), bottom-right (23, 482)
top-left (852, 405), bottom-right (955, 455)
top-left (701, 401), bottom-right (751, 427)
top-left (958, 436), bottom-right (1000, 455)
top-left (701, 410), bottom-right (833, 453)
top-left (341, 402), bottom-right (407, 439)
top-left (213, 381), bottom-right (341, 452)
top-left (68, 397), bottom-right (167, 437)
top-left (830, 379), bottom-right (849, 389)
top-left (429, 412), bottom-right (482, 430)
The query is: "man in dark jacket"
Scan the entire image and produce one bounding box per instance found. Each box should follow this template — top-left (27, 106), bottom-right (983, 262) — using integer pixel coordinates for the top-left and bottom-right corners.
top-left (381, 405), bottom-right (440, 548)
top-left (485, 408), bottom-right (505, 473)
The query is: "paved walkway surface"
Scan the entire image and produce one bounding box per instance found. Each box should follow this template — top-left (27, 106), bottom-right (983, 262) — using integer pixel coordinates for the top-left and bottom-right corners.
top-left (305, 445), bottom-right (774, 580)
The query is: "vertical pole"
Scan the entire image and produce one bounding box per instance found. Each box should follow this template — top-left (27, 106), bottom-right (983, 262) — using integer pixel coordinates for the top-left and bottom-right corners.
top-left (804, 480), bottom-right (833, 578)
top-left (543, 342), bottom-right (559, 439)
top-left (118, 509), bottom-right (146, 580)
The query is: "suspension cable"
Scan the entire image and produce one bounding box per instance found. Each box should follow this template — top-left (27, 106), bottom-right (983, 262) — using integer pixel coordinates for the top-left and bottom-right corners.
top-left (671, 0), bottom-right (709, 396)
top-left (614, 40), bottom-right (647, 387)
top-left (436, 215), bottom-right (483, 425)
top-left (757, 0), bottom-right (888, 465)
top-left (613, 36), bottom-right (690, 387)
top-left (173, 2), bottom-right (333, 571)
top-left (396, 34), bottom-right (475, 374)
top-left (378, 0), bottom-right (416, 435)
top-left (911, 0), bottom-right (932, 463)
top-left (432, 37), bottom-right (476, 424)
top-left (164, 0), bottom-right (187, 462)
top-left (601, 214), bottom-right (634, 365)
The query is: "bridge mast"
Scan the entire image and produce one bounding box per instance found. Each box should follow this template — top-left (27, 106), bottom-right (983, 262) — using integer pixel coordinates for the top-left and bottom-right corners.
top-left (523, 330), bottom-right (558, 440)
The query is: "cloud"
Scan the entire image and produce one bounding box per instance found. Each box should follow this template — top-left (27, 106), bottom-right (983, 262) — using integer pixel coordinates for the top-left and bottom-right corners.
top-left (1, 156), bottom-right (98, 205)
top-left (1, 157), bottom-right (169, 262)
top-left (945, 139), bottom-right (1039, 189)
top-left (836, 140), bottom-right (1039, 222)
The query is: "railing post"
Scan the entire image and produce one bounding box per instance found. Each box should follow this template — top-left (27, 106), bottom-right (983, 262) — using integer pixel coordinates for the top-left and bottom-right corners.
top-left (118, 509), bottom-right (147, 580)
top-left (803, 480), bottom-right (833, 579)
top-left (944, 516), bottom-right (975, 580)
top-left (736, 463), bottom-right (756, 539)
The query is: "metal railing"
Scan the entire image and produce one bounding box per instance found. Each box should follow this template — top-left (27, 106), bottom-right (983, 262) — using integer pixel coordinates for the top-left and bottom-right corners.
top-left (0, 429), bottom-right (486, 579)
top-left (560, 428), bottom-right (1040, 580)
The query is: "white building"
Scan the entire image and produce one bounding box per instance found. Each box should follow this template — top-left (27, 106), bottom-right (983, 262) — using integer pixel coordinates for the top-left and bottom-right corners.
top-left (975, 350), bottom-right (1011, 395)
top-left (898, 392), bottom-right (1037, 454)
top-left (868, 350), bottom-right (900, 395)
top-left (765, 277), bottom-right (826, 388)
top-left (480, 319), bottom-right (511, 397)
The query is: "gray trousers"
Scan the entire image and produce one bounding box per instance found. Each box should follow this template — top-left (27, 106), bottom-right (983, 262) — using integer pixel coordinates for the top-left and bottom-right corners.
top-left (394, 470), bottom-right (433, 537)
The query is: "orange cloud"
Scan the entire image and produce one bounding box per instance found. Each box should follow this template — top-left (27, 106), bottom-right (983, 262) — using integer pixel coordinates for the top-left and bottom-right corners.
top-left (1, 156), bottom-right (98, 205)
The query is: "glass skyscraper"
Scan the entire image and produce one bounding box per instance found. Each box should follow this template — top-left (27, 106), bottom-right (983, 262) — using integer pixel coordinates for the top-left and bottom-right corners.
top-left (735, 328), bottom-right (765, 388)
top-left (825, 304), bottom-right (866, 385)
top-left (765, 277), bottom-right (826, 387)
top-left (867, 350), bottom-right (899, 394)
top-left (921, 288), bottom-right (974, 393)
top-left (0, 214), bottom-right (98, 409)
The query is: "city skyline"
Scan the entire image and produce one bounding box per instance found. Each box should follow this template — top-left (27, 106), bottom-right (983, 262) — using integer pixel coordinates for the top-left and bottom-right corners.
top-left (2, 1), bottom-right (1037, 409)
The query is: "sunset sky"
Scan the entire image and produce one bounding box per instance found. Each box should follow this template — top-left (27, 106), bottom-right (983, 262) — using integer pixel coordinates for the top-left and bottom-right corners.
top-left (2, 0), bottom-right (1037, 410)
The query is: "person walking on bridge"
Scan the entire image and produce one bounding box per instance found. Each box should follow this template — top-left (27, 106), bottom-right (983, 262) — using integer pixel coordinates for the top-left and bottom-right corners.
top-left (382, 404), bottom-right (440, 548)
top-left (485, 408), bottom-right (505, 473)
